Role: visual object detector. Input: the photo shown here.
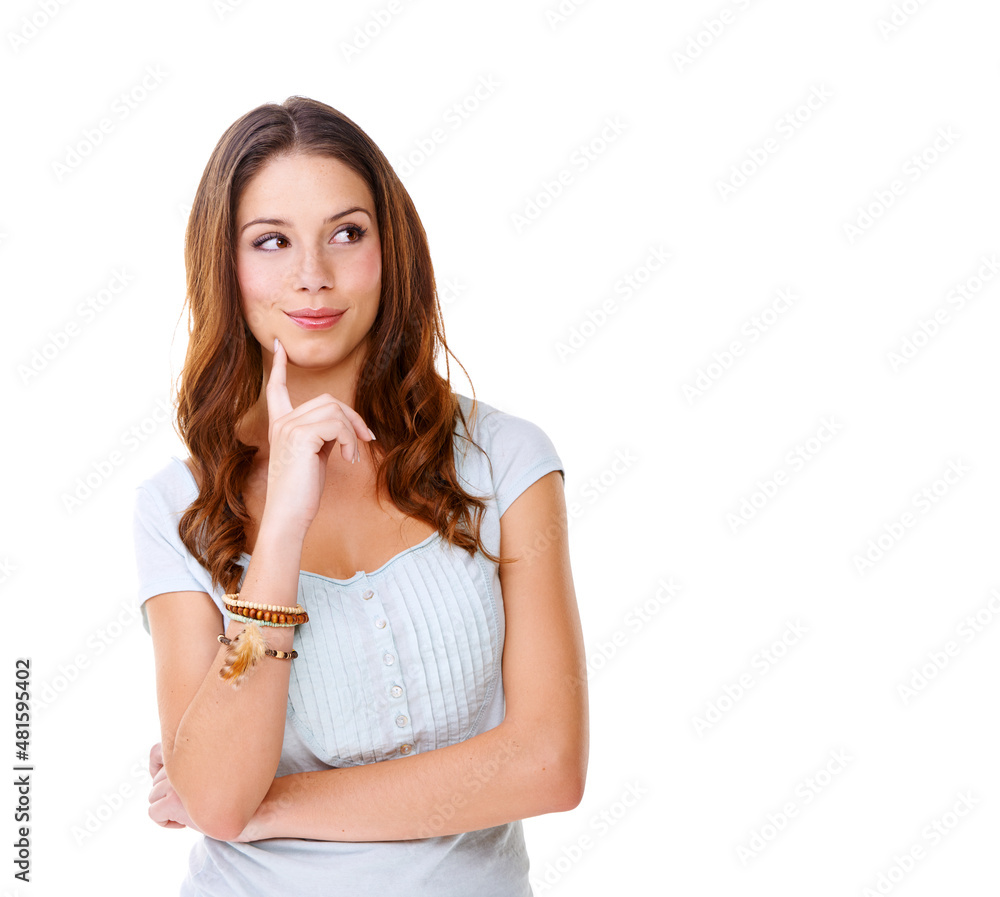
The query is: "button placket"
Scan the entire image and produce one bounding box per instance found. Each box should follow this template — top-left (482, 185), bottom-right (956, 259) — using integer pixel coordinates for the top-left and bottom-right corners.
top-left (358, 575), bottom-right (415, 757)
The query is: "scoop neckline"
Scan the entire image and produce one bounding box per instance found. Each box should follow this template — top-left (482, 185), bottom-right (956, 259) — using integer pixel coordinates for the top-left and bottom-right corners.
top-left (170, 455), bottom-right (443, 585)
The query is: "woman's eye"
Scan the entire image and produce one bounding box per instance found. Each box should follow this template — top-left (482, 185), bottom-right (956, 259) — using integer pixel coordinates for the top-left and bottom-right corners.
top-left (252, 233), bottom-right (288, 251)
top-left (333, 225), bottom-right (367, 244)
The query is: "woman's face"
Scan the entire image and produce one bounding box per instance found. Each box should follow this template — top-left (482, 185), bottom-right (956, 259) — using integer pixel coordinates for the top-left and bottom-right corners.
top-left (235, 152), bottom-right (382, 374)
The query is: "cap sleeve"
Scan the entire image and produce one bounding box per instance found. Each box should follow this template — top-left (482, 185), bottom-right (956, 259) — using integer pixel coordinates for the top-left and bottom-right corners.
top-left (132, 482), bottom-right (215, 633)
top-left (478, 407), bottom-right (565, 518)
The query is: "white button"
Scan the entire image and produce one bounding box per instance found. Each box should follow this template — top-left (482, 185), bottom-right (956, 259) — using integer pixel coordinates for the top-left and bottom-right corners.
top-left (362, 589), bottom-right (374, 600)
top-left (375, 618), bottom-right (387, 629)
top-left (390, 685), bottom-right (403, 698)
top-left (383, 653), bottom-right (395, 665)
top-left (395, 715), bottom-right (408, 727)
top-left (400, 744), bottom-right (412, 754)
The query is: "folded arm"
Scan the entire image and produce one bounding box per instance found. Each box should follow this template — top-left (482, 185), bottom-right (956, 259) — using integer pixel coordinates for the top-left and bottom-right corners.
top-left (146, 517), bottom-right (307, 841)
top-left (237, 470), bottom-right (589, 842)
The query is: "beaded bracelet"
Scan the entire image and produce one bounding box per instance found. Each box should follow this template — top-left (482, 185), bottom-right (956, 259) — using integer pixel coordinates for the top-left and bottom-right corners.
top-left (223, 594), bottom-right (309, 626)
top-left (218, 617), bottom-right (301, 686)
top-left (225, 608), bottom-right (309, 626)
top-left (223, 594), bottom-right (305, 614)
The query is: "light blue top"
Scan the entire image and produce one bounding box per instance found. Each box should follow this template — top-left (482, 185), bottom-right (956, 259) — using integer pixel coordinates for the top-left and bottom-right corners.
top-left (132, 394), bottom-right (563, 897)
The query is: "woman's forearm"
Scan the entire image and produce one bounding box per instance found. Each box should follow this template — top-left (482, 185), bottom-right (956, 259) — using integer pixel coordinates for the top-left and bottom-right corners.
top-left (237, 719), bottom-right (583, 842)
top-left (162, 517), bottom-right (306, 840)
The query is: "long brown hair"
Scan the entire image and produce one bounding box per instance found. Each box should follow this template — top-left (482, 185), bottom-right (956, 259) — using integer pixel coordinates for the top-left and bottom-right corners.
top-left (175, 95), bottom-right (500, 592)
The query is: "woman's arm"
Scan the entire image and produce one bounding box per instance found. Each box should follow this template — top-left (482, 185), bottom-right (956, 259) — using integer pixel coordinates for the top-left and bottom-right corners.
top-left (235, 469), bottom-right (589, 842)
top-left (146, 516), bottom-right (303, 841)
top-left (147, 342), bottom-right (375, 841)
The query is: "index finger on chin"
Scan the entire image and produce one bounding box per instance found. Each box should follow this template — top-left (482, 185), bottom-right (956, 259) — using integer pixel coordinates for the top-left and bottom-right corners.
top-left (266, 337), bottom-right (294, 422)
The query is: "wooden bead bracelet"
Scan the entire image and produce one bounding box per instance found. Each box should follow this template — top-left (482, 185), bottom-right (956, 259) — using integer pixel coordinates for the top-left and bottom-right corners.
top-left (223, 594), bottom-right (306, 614)
top-left (223, 593), bottom-right (308, 626)
top-left (225, 606), bottom-right (309, 626)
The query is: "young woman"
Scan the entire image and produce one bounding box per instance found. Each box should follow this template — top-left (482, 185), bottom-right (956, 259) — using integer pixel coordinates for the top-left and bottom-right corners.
top-left (134, 95), bottom-right (588, 895)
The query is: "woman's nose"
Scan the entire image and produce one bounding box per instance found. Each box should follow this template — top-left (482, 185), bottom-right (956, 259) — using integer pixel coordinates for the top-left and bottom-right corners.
top-left (294, 247), bottom-right (334, 292)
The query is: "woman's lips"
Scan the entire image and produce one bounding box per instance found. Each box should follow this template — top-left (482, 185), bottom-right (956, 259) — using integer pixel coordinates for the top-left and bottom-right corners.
top-left (285, 307), bottom-right (346, 330)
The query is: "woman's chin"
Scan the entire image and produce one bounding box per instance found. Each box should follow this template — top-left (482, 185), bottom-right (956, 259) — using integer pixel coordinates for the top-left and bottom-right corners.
top-left (280, 342), bottom-right (359, 373)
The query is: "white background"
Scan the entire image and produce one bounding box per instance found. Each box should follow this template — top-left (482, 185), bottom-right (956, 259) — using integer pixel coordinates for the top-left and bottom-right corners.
top-left (4, 0), bottom-right (1000, 894)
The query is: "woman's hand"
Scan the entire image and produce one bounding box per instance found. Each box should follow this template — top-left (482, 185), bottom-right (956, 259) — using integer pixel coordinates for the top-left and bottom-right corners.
top-left (148, 741), bottom-right (202, 832)
top-left (261, 338), bottom-right (376, 535)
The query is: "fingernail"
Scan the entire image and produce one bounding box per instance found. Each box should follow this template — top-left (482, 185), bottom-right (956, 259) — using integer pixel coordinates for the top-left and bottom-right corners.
top-left (273, 338), bottom-right (280, 352)
top-left (368, 428), bottom-right (377, 441)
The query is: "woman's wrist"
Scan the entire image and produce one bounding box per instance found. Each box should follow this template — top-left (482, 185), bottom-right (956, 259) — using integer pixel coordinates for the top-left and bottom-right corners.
top-left (238, 514), bottom-right (308, 605)
top-left (256, 511), bottom-right (310, 555)
top-left (226, 511), bottom-right (308, 663)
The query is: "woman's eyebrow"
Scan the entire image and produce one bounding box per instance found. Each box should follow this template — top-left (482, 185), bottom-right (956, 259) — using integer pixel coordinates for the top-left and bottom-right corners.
top-left (239, 206), bottom-right (372, 233)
